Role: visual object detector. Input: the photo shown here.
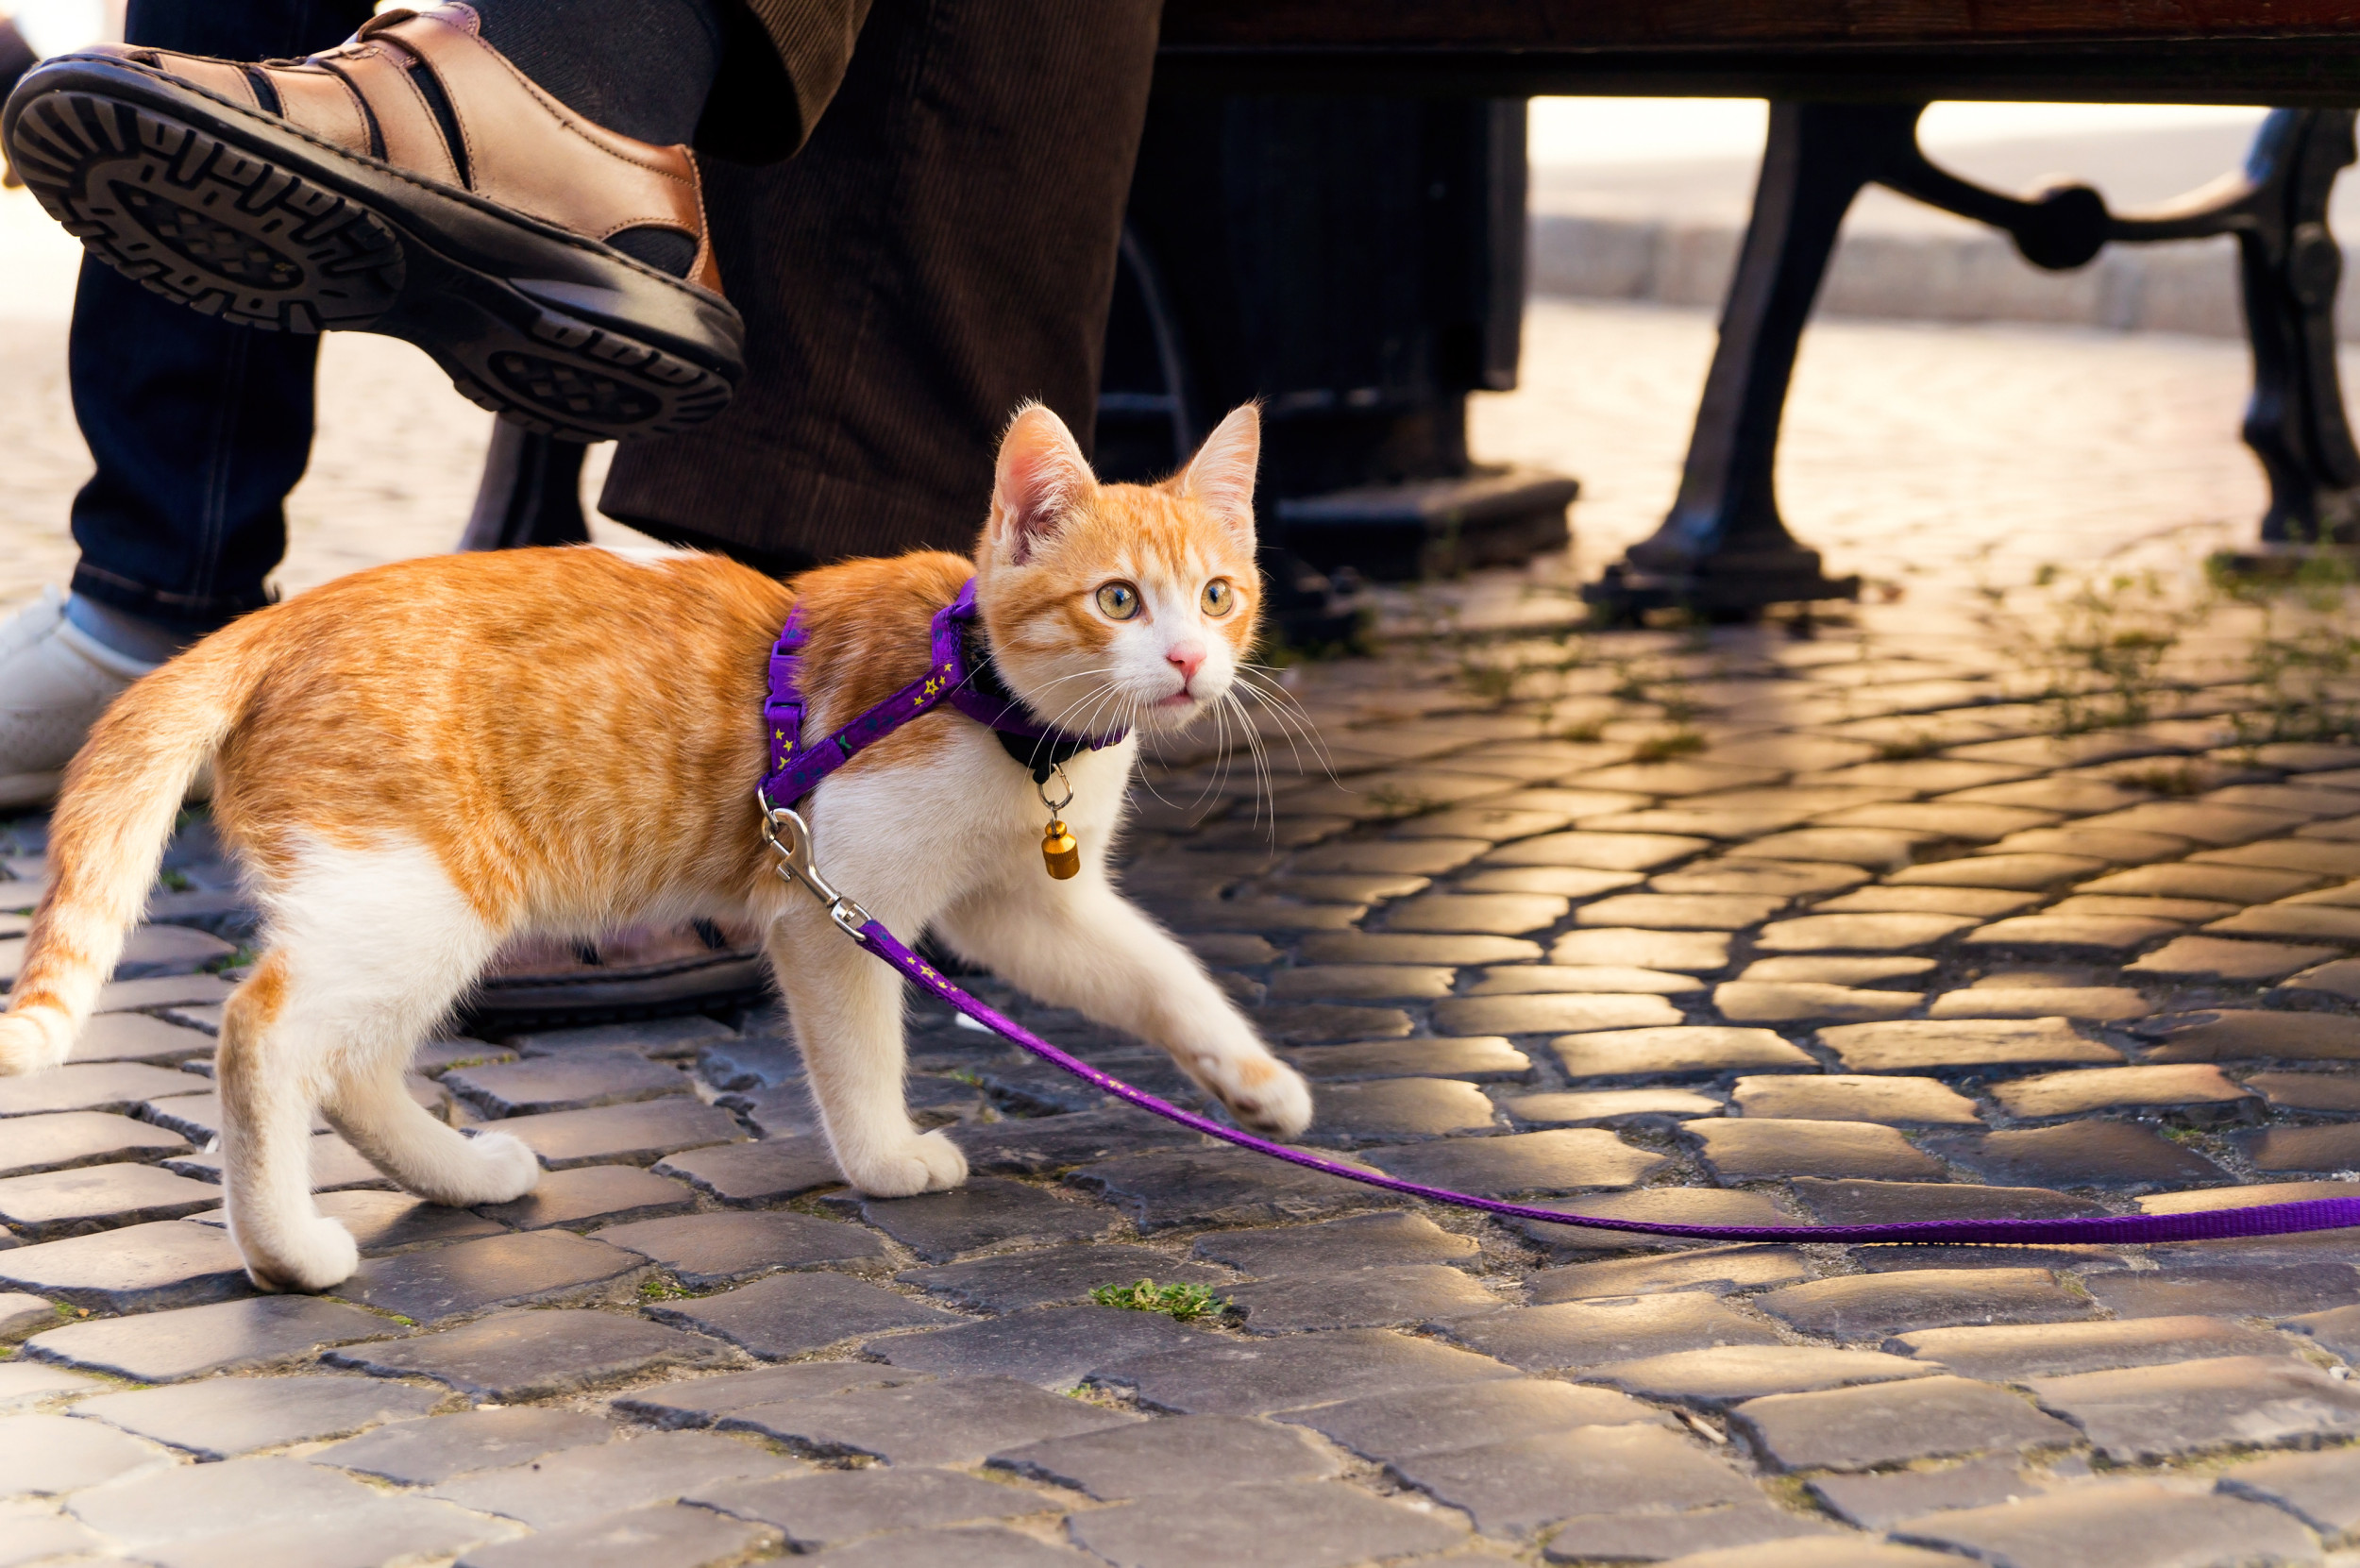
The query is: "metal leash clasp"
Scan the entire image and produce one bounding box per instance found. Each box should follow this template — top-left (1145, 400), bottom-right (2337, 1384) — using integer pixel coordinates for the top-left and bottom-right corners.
top-left (757, 790), bottom-right (873, 938)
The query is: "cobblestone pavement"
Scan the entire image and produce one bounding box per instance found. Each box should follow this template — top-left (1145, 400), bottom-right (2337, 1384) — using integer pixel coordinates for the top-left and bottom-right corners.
top-left (20, 244), bottom-right (2360, 1563)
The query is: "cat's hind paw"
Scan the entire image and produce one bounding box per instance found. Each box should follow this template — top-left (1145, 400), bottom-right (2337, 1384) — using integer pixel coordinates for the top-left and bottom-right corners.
top-left (240, 1216), bottom-right (361, 1294)
top-left (841, 1129), bottom-right (969, 1197)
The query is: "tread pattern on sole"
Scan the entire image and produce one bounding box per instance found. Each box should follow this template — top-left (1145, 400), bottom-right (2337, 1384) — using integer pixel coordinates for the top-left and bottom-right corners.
top-left (9, 87), bottom-right (734, 441)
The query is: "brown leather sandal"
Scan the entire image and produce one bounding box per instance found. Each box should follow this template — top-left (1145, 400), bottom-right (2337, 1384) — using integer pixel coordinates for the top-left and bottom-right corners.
top-left (2, 3), bottom-right (742, 443)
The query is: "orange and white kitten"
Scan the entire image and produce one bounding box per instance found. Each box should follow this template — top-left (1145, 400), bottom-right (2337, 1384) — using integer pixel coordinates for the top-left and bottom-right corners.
top-left (0, 402), bottom-right (1311, 1292)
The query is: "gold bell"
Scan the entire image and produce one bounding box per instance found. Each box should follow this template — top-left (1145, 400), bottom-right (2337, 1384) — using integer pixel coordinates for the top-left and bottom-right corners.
top-left (1041, 818), bottom-right (1081, 880)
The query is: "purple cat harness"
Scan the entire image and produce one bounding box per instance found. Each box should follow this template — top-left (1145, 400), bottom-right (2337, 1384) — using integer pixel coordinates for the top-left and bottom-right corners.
top-left (757, 591), bottom-right (2360, 1246)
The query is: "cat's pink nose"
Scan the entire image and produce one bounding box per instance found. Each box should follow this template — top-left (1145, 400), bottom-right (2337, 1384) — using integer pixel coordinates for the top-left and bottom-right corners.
top-left (1166, 643), bottom-right (1206, 685)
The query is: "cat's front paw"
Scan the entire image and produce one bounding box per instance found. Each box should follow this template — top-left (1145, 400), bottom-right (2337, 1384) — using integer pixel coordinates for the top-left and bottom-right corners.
top-left (1195, 1051), bottom-right (1313, 1138)
top-left (241, 1216), bottom-right (361, 1294)
top-left (842, 1129), bottom-right (969, 1197)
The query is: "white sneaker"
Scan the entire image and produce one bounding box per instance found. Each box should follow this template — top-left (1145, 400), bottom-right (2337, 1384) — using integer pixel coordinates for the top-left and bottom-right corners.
top-left (0, 586), bottom-right (158, 810)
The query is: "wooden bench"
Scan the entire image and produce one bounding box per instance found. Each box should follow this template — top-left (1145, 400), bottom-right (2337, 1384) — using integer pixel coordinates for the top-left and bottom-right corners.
top-left (1158, 3), bottom-right (2360, 615)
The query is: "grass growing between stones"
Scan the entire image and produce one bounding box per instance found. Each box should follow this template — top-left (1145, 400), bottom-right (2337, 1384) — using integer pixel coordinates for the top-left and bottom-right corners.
top-left (1089, 1279), bottom-right (1225, 1321)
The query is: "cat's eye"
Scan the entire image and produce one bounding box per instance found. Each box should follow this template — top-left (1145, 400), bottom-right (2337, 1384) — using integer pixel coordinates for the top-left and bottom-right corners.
top-left (1201, 579), bottom-right (1236, 617)
top-left (1095, 582), bottom-right (1141, 620)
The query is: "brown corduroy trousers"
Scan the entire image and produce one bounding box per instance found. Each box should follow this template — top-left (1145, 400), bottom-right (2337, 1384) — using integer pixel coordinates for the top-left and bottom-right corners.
top-left (601, 0), bottom-right (1165, 571)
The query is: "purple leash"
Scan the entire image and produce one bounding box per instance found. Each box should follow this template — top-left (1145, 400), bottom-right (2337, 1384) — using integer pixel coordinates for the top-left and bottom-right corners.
top-left (756, 596), bottom-right (2360, 1248)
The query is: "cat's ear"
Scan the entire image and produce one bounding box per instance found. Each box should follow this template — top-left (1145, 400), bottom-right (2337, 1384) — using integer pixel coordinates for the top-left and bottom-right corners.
top-left (990, 402), bottom-right (1096, 565)
top-left (1177, 402), bottom-right (1260, 545)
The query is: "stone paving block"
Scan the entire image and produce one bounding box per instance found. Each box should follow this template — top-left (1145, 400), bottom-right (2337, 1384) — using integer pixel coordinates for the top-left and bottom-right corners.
top-left (1576, 893), bottom-right (1790, 930)
top-left (474, 1163), bottom-right (695, 1230)
top-left (1066, 1146), bottom-right (1389, 1231)
top-left (166, 1130), bottom-right (391, 1192)
top-left (0, 1160), bottom-right (224, 1239)
top-left (1247, 1003), bottom-right (1415, 1044)
top-left (1650, 859), bottom-right (1871, 898)
top-left (0, 1110), bottom-right (188, 1178)
top-left (1819, 1018), bottom-right (2123, 1071)
top-left (1541, 1505), bottom-right (1849, 1564)
top-left (1731, 1074), bottom-right (1981, 1125)
top-left (25, 1293), bottom-right (403, 1381)
top-left (693, 1466), bottom-right (1055, 1552)
top-left (596, 1209), bottom-right (883, 1286)
top-left (1431, 992), bottom-right (1682, 1036)
top-left (1265, 965), bottom-right (1455, 1002)
top-left (0, 1061), bottom-right (205, 1118)
top-left (0, 1219), bottom-right (250, 1312)
top-left (1757, 1268), bottom-right (2091, 1339)
top-left (1468, 962), bottom-right (1703, 995)
top-left (2136, 1008), bottom-right (2360, 1062)
top-left (326, 1307), bottom-right (733, 1400)
top-left (2128, 935), bottom-right (2342, 981)
top-left (650, 1270), bottom-right (959, 1357)
top-left (1434, 1292), bottom-right (1780, 1371)
top-left (2242, 1071), bottom-right (2360, 1112)
top-left (333, 1229), bottom-right (640, 1322)
top-left (1786, 1180), bottom-right (2106, 1225)
top-left (2085, 801), bottom-right (2308, 845)
top-left (1457, 868), bottom-right (1647, 900)
top-left (1189, 1210), bottom-right (1477, 1275)
top-left (695, 1034), bottom-right (804, 1091)
top-left (1553, 1025), bottom-right (1816, 1079)
top-left (1712, 981), bottom-right (1923, 1023)
top-left (905, 1244), bottom-right (1229, 1311)
top-left (509, 1015), bottom-right (737, 1060)
top-left (1506, 1087), bottom-right (1726, 1125)
top-left (1294, 932), bottom-right (1542, 966)
top-left (1549, 927), bottom-right (1732, 971)
top-left (1817, 886), bottom-right (2042, 918)
top-left (1103, 1326), bottom-right (1517, 1415)
top-left (458, 1504), bottom-right (778, 1568)
top-left (1732, 828), bottom-right (1932, 869)
top-left (0, 1412), bottom-right (171, 1495)
top-left (76, 1374), bottom-right (444, 1459)
top-left (1686, 1119), bottom-right (1951, 1183)
top-left (2031, 1353), bottom-right (2360, 1461)
top-left (1991, 1064), bottom-right (2254, 1120)
top-left (1284, 1036), bottom-right (1530, 1082)
top-left (995, 1411), bottom-right (1338, 1499)
top-left (2084, 1261), bottom-right (2360, 1319)
top-left (1386, 891), bottom-right (1569, 935)
top-left (2280, 956), bottom-right (2360, 1002)
top-left (1277, 1377), bottom-right (1664, 1463)
top-left (1363, 1129), bottom-right (1667, 1195)
top-left (719, 1374), bottom-right (1137, 1465)
top-left (92, 973), bottom-right (238, 1014)
top-left (1066, 1480), bottom-right (1467, 1568)
top-left (1392, 1423), bottom-right (1760, 1537)
top-left (1963, 915), bottom-right (2183, 953)
top-left (0, 1361), bottom-right (105, 1409)
top-left (614, 1364), bottom-right (924, 1427)
top-left (65, 1455), bottom-right (507, 1558)
top-left (1481, 829), bottom-right (1714, 873)
top-left (1742, 955), bottom-right (1939, 986)
top-left (1816, 802), bottom-right (2063, 843)
top-left (2138, 1177), bottom-right (2360, 1214)
top-left (67, 1013), bottom-right (217, 1065)
top-left (1290, 838), bottom-right (1492, 876)
top-left (2048, 894), bottom-right (2240, 924)
top-left (1755, 913), bottom-right (1981, 953)
top-left (1808, 1455), bottom-right (2052, 1529)
top-left (1892, 1478), bottom-right (2319, 1568)
top-left (868, 1303), bottom-right (1209, 1387)
top-left (2208, 903), bottom-right (2360, 943)
top-left (1891, 1315), bottom-right (2297, 1381)
top-left (1935, 1123), bottom-right (2234, 1189)
top-left (2199, 838), bottom-right (2360, 875)
top-left (1531, 1246), bottom-right (1809, 1304)
top-left (413, 1038), bottom-right (515, 1074)
top-left (312, 1406), bottom-right (614, 1484)
top-left (1579, 1345), bottom-right (1940, 1406)
top-left (1736, 1374), bottom-right (2077, 1473)
top-left (1887, 852), bottom-right (2107, 891)
top-left (1305, 1076), bottom-right (1509, 1141)
top-left (654, 1134), bottom-right (843, 1203)
top-left (2239, 1122), bottom-right (2360, 1172)
top-left (1514, 1188), bottom-right (1807, 1255)
top-left (1223, 1264), bottom-right (1499, 1332)
top-left (443, 1051), bottom-right (689, 1118)
top-left (824, 1176), bottom-right (1113, 1261)
top-left (500, 1099), bottom-right (746, 1169)
top-left (0, 1291), bottom-right (57, 1340)
top-left (431, 1428), bottom-right (799, 1528)
top-left (794, 1524), bottom-right (1096, 1567)
top-left (950, 1108), bottom-right (1200, 1176)
top-left (1986, 827), bottom-right (2194, 865)
top-left (2217, 1446), bottom-right (2360, 1536)
top-left (187, 1189), bottom-right (506, 1256)
top-left (1928, 986), bottom-right (2151, 1020)
top-left (2082, 862), bottom-right (2323, 903)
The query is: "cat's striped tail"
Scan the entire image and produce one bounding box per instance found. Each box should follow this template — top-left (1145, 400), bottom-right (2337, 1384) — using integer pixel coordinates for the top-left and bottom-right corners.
top-left (0, 628), bottom-right (265, 1075)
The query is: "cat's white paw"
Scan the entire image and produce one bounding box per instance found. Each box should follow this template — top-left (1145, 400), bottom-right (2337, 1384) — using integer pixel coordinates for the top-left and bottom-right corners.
top-left (842, 1129), bottom-right (969, 1197)
top-left (241, 1216), bottom-right (361, 1294)
top-left (1193, 1050), bottom-right (1314, 1138)
top-left (448, 1131), bottom-right (544, 1205)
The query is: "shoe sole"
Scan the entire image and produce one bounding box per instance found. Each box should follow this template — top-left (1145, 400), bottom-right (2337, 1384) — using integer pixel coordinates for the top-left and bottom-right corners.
top-left (5, 59), bottom-right (744, 443)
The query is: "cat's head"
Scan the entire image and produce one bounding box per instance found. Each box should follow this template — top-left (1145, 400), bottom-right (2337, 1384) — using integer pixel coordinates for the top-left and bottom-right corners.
top-left (973, 401), bottom-right (1262, 737)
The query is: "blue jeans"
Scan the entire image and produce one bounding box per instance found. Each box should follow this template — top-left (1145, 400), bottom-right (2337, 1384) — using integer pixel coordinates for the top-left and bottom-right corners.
top-left (63, 0), bottom-right (372, 639)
